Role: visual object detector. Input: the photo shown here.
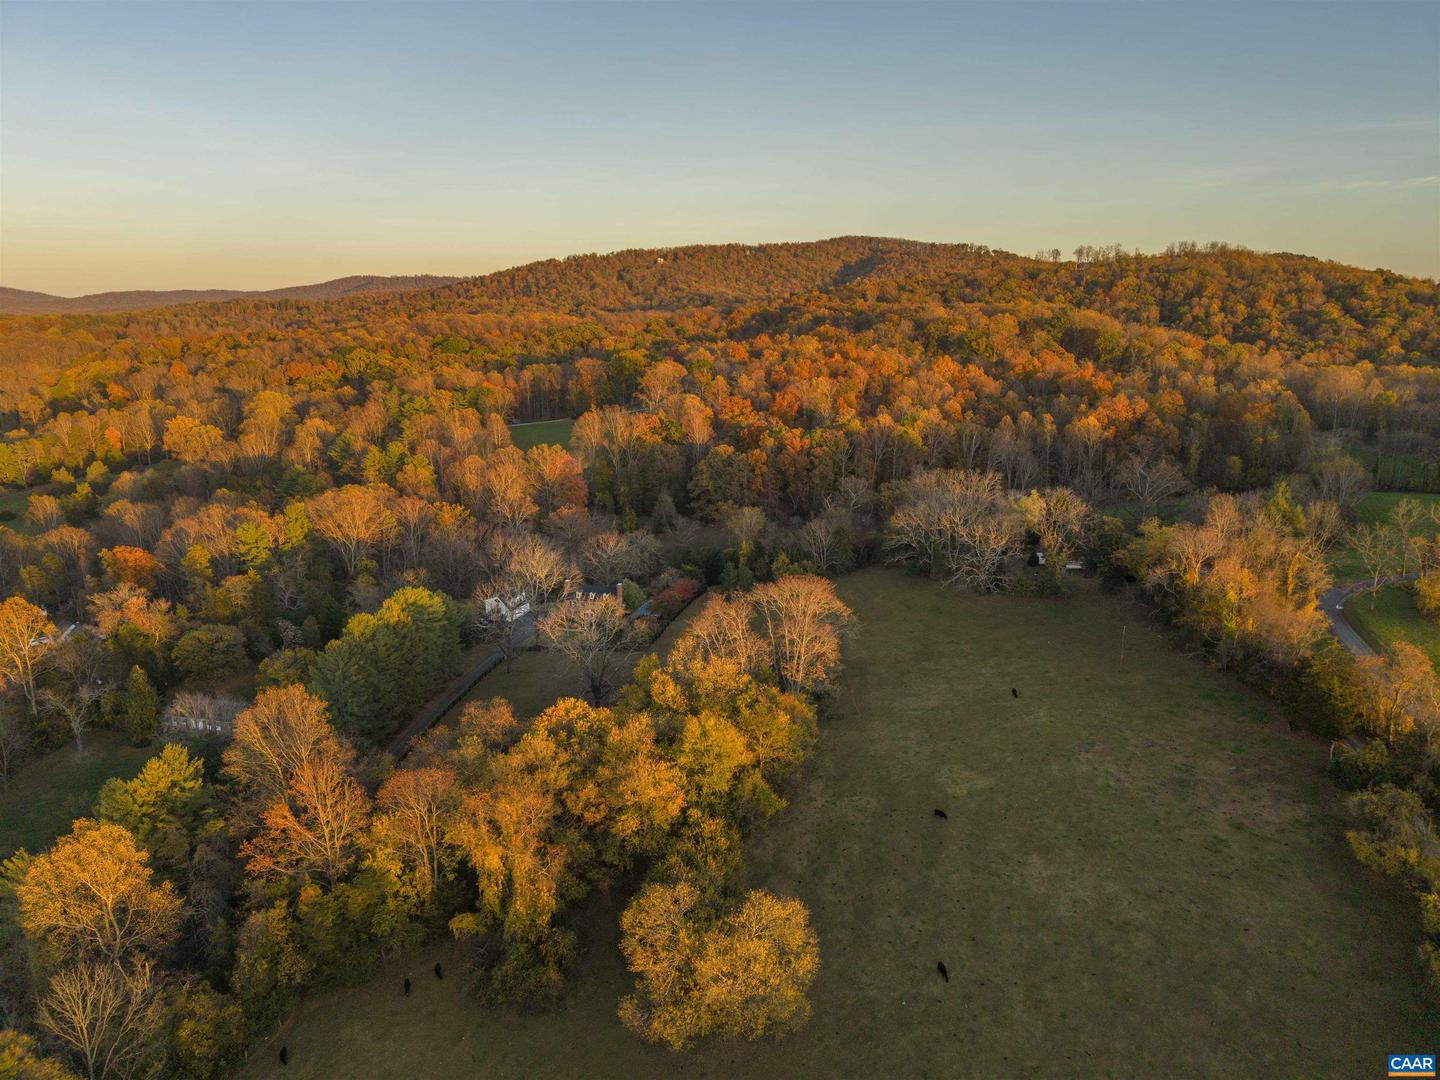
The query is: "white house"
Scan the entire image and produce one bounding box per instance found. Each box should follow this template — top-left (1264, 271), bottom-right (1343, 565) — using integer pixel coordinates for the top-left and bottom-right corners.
top-left (30, 622), bottom-right (76, 648)
top-left (483, 594), bottom-right (530, 621)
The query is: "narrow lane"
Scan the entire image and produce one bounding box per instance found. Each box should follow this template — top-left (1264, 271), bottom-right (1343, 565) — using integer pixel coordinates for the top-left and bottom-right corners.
top-left (1318, 572), bottom-right (1418, 657)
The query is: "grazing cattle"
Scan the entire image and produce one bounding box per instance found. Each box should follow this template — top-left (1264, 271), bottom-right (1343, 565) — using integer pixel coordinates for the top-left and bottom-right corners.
top-left (280, 1046), bottom-right (289, 1066)
top-left (1287, 720), bottom-right (1298, 732)
top-left (933, 808), bottom-right (948, 819)
top-left (1011, 687), bottom-right (1019, 698)
top-left (434, 962), bottom-right (444, 980)
top-left (937, 961), bottom-right (949, 982)
top-left (404, 976), bottom-right (411, 995)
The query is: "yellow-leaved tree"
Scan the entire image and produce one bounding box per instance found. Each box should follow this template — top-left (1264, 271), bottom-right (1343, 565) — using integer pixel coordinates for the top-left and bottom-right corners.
top-left (619, 878), bottom-right (819, 1050)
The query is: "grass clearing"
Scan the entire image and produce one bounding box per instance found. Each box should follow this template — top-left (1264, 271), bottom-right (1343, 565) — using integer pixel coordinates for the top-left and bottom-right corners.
top-left (1345, 585), bottom-right (1440, 668)
top-left (245, 569), bottom-right (1429, 1079)
top-left (446, 599), bottom-right (703, 723)
top-left (508, 418), bottom-right (575, 451)
top-left (0, 730), bottom-right (156, 858)
top-left (1328, 491), bottom-right (1440, 582)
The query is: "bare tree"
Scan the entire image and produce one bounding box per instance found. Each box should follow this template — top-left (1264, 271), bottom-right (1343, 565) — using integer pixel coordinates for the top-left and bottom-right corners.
top-left (38, 960), bottom-right (164, 1080)
top-left (798, 512), bottom-right (851, 576)
top-left (670, 593), bottom-right (771, 678)
top-left (44, 632), bottom-right (110, 753)
top-left (1350, 522), bottom-right (1401, 609)
top-left (503, 534), bottom-right (578, 606)
top-left (748, 575), bottom-right (855, 694)
top-left (539, 596), bottom-right (643, 704)
top-left (475, 535), bottom-right (577, 670)
top-left (391, 495), bottom-right (436, 572)
top-left (1392, 498), bottom-right (1426, 576)
top-left (1116, 453), bottom-right (1190, 516)
top-left (723, 506), bottom-right (768, 550)
top-left (1308, 451), bottom-right (1370, 510)
top-left (582, 531), bottom-right (660, 588)
top-left (1302, 499), bottom-right (1346, 554)
top-left (945, 517), bottom-right (1021, 592)
top-left (885, 469), bottom-right (1018, 591)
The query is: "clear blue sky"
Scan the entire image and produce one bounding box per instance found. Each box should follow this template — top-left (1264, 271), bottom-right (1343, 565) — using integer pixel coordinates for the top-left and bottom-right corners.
top-left (2, 1), bottom-right (1436, 293)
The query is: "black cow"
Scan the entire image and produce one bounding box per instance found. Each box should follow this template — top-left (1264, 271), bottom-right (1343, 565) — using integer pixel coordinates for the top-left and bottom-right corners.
top-left (1011, 687), bottom-right (1019, 698)
top-left (279, 1046), bottom-right (289, 1066)
top-left (933, 809), bottom-right (948, 820)
top-left (403, 976), bottom-right (411, 996)
top-left (434, 962), bottom-right (444, 980)
top-left (937, 961), bottom-right (949, 982)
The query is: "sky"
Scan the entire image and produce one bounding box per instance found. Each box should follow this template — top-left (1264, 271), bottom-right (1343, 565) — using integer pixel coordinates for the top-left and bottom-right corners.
top-left (1, 1), bottom-right (1437, 294)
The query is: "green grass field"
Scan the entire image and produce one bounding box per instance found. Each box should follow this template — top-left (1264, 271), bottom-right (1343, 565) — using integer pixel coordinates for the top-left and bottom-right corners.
top-left (245, 570), bottom-right (1427, 1079)
top-left (1343, 444), bottom-right (1440, 495)
top-left (0, 730), bottom-right (156, 858)
top-left (508, 418), bottom-right (575, 451)
top-left (1346, 585), bottom-right (1440, 669)
top-left (0, 485), bottom-right (55, 535)
top-left (1328, 491), bottom-right (1440, 582)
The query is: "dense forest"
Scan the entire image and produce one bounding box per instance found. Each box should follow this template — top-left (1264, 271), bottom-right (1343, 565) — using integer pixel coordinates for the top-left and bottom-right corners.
top-left (0, 237), bottom-right (1437, 1078)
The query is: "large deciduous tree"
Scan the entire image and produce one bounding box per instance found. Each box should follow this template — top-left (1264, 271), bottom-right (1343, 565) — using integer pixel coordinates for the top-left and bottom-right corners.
top-left (538, 596), bottom-right (643, 704)
top-left (369, 766), bottom-right (460, 903)
top-left (222, 685), bottom-right (350, 812)
top-left (747, 575), bottom-right (853, 694)
top-left (239, 754), bottom-right (371, 885)
top-left (37, 959), bottom-right (164, 1080)
top-left (305, 484), bottom-right (397, 578)
top-left (618, 879), bottom-right (820, 1050)
top-left (0, 595), bottom-right (54, 715)
top-left (17, 820), bottom-right (183, 964)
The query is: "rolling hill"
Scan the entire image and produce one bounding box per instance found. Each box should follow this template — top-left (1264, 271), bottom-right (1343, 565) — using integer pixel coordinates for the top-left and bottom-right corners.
top-left (0, 274), bottom-right (464, 315)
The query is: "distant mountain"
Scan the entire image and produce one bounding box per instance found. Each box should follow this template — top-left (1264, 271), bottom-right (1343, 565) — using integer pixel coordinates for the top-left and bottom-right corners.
top-left (0, 274), bottom-right (465, 315)
top-left (432, 236), bottom-right (997, 314)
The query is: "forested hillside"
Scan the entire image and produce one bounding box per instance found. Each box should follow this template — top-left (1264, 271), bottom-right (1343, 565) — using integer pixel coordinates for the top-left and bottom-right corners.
top-left (1, 237), bottom-right (1439, 1079)
top-left (0, 237), bottom-right (1435, 509)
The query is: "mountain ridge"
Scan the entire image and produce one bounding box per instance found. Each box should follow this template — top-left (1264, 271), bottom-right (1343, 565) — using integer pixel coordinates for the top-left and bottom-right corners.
top-left (0, 274), bottom-right (465, 315)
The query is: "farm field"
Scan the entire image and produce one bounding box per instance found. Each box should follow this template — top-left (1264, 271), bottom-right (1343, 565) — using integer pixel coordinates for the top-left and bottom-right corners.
top-left (508, 418), bottom-right (575, 451)
top-left (244, 569), bottom-right (1427, 1080)
top-left (1346, 585), bottom-right (1440, 668)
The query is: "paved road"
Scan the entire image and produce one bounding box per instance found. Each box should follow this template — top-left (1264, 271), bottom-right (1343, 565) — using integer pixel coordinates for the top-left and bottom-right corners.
top-left (1319, 573), bottom-right (1418, 657)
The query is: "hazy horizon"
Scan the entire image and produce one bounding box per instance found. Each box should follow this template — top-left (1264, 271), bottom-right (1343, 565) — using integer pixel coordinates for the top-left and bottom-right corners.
top-left (3, 0), bottom-right (1437, 294)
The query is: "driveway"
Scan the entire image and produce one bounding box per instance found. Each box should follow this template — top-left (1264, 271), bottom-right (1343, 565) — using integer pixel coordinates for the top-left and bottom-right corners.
top-left (1319, 573), bottom-right (1418, 658)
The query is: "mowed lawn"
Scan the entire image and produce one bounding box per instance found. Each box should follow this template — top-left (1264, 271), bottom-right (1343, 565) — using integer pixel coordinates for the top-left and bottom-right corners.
top-left (508, 418), bottom-right (575, 451)
top-left (245, 569), bottom-right (1429, 1080)
top-left (445, 598), bottom-right (704, 723)
top-left (1329, 491), bottom-right (1440, 581)
top-left (0, 730), bottom-right (156, 858)
top-left (1346, 585), bottom-right (1440, 668)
